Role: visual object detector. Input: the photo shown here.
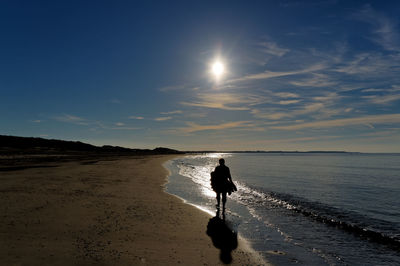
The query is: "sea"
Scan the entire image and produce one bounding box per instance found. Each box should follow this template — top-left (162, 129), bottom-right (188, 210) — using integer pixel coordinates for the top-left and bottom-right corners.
top-left (164, 153), bottom-right (400, 265)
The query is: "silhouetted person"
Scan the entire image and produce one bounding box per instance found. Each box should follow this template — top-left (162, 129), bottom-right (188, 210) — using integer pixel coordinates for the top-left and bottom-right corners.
top-left (211, 158), bottom-right (236, 212)
top-left (206, 213), bottom-right (238, 264)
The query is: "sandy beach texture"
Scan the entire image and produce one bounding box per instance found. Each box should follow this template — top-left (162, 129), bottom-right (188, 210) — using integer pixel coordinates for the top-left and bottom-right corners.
top-left (0, 155), bottom-right (265, 265)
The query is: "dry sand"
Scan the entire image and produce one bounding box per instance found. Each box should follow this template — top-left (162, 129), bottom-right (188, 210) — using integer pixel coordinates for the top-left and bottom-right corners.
top-left (0, 155), bottom-right (266, 265)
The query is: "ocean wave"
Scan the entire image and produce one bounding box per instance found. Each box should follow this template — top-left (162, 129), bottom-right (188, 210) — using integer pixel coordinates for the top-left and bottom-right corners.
top-left (237, 183), bottom-right (400, 251)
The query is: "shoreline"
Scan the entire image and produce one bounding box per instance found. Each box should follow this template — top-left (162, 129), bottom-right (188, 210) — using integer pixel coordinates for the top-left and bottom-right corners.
top-left (164, 190), bottom-right (268, 265)
top-left (163, 157), bottom-right (269, 266)
top-left (162, 157), bottom-right (268, 265)
top-left (0, 154), bottom-right (264, 265)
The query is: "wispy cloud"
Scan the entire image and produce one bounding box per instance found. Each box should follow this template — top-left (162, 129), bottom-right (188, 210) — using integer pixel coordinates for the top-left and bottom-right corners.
top-left (290, 73), bottom-right (337, 87)
top-left (30, 120), bottom-right (42, 123)
top-left (229, 63), bottom-right (326, 83)
top-left (54, 114), bottom-right (88, 125)
top-left (333, 52), bottom-right (397, 76)
top-left (363, 94), bottom-right (400, 104)
top-left (129, 116), bottom-right (144, 120)
top-left (159, 84), bottom-right (199, 92)
top-left (360, 129), bottom-right (400, 137)
top-left (53, 114), bottom-right (142, 132)
top-left (361, 86), bottom-right (400, 104)
top-left (160, 110), bottom-right (182, 115)
top-left (110, 126), bottom-right (141, 130)
top-left (312, 92), bottom-right (342, 102)
top-left (354, 4), bottom-right (400, 52)
top-left (181, 121), bottom-right (254, 133)
top-left (251, 109), bottom-right (292, 120)
top-left (251, 102), bottom-right (326, 120)
top-left (94, 121), bottom-right (141, 131)
top-left (362, 88), bottom-right (386, 93)
top-left (155, 116), bottom-right (172, 121)
top-left (273, 113), bottom-right (400, 130)
top-left (181, 92), bottom-right (267, 111)
top-left (279, 100), bottom-right (301, 105)
top-left (257, 40), bottom-right (290, 57)
top-left (274, 92), bottom-right (300, 98)
top-left (232, 134), bottom-right (341, 146)
top-left (251, 97), bottom-right (356, 123)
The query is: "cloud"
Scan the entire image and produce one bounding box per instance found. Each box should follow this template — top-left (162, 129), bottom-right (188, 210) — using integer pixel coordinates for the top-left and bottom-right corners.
top-left (30, 120), bottom-right (42, 123)
top-left (155, 116), bottom-right (172, 121)
top-left (362, 88), bottom-right (386, 93)
top-left (54, 114), bottom-right (88, 125)
top-left (181, 92), bottom-right (267, 111)
top-left (234, 135), bottom-right (341, 146)
top-left (312, 92), bottom-right (342, 102)
top-left (272, 113), bottom-right (400, 130)
top-left (160, 110), bottom-right (182, 115)
top-left (307, 43), bottom-right (348, 64)
top-left (110, 126), bottom-right (141, 130)
top-left (258, 41), bottom-right (290, 57)
top-left (363, 94), bottom-right (400, 104)
top-left (274, 92), bottom-right (300, 98)
top-left (159, 84), bottom-right (199, 92)
top-left (183, 112), bottom-right (208, 119)
top-left (279, 100), bottom-right (301, 105)
top-left (51, 114), bottom-right (143, 132)
top-left (360, 129), bottom-right (400, 137)
top-left (251, 109), bottom-right (292, 120)
top-left (251, 101), bottom-right (351, 121)
top-left (229, 63), bottom-right (326, 83)
top-left (129, 116), bottom-right (144, 120)
top-left (354, 4), bottom-right (400, 52)
top-left (290, 73), bottom-right (337, 87)
top-left (93, 121), bottom-right (141, 131)
top-left (297, 102), bottom-right (324, 114)
top-left (181, 121), bottom-right (253, 133)
top-left (333, 53), bottom-right (396, 76)
top-left (361, 86), bottom-right (400, 104)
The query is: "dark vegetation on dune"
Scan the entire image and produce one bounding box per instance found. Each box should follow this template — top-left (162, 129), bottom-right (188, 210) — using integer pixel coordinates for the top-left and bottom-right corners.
top-left (0, 135), bottom-right (183, 170)
top-left (0, 135), bottom-right (182, 155)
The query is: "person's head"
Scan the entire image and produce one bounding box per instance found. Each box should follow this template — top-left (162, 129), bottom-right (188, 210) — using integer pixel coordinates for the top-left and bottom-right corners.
top-left (219, 158), bottom-right (225, 165)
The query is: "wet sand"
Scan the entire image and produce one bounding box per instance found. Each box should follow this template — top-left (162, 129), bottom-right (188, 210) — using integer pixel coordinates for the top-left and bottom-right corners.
top-left (0, 155), bottom-right (265, 265)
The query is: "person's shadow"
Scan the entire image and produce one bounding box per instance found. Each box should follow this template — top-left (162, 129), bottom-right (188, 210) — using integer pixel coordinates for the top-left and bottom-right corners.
top-left (206, 210), bottom-right (238, 264)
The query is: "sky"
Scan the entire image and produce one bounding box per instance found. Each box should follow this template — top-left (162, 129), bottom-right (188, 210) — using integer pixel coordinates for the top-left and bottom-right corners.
top-left (1, 0), bottom-right (400, 152)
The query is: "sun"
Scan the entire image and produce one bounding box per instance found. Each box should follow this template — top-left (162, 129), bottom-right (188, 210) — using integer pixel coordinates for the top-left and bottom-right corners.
top-left (211, 61), bottom-right (224, 78)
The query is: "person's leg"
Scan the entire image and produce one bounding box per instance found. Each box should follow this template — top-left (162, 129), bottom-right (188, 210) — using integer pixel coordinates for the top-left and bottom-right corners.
top-left (222, 192), bottom-right (227, 210)
top-left (216, 192), bottom-right (221, 208)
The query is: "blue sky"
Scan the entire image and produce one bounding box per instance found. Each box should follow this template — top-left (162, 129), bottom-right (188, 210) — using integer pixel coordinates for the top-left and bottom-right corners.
top-left (1, 1), bottom-right (400, 152)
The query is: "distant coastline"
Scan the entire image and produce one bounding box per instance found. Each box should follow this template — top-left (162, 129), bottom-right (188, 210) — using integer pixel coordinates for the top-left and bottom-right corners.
top-left (1, 135), bottom-right (398, 156)
top-left (185, 151), bottom-right (400, 155)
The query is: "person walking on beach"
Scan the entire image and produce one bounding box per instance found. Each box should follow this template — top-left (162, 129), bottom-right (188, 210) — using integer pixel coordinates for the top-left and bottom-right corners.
top-left (211, 158), bottom-right (236, 212)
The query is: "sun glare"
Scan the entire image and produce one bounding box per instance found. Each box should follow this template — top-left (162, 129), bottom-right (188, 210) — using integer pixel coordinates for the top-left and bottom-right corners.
top-left (212, 61), bottom-right (224, 77)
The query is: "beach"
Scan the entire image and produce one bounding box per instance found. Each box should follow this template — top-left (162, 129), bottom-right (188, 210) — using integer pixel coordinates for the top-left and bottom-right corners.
top-left (0, 155), bottom-right (263, 265)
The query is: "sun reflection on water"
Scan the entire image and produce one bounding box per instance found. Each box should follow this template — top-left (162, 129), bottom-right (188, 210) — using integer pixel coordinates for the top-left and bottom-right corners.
top-left (177, 153), bottom-right (233, 198)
